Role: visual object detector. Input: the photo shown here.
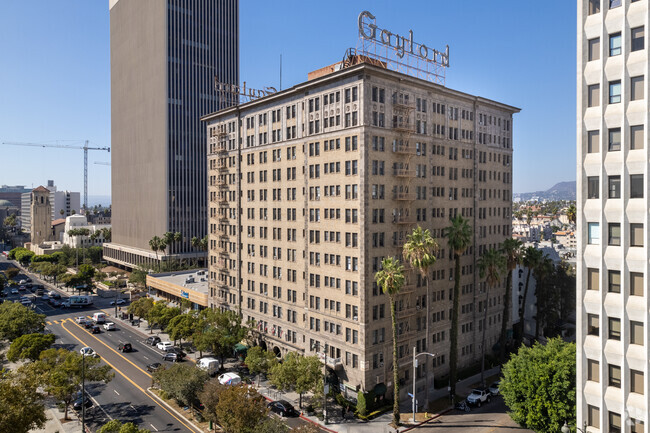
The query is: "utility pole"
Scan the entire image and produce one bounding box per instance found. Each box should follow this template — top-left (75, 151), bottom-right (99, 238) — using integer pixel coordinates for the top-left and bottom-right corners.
top-left (412, 347), bottom-right (436, 422)
top-left (81, 352), bottom-right (86, 432)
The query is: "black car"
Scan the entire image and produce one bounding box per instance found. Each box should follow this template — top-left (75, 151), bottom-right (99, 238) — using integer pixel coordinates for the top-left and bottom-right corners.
top-left (118, 343), bottom-right (133, 353)
top-left (91, 326), bottom-right (101, 334)
top-left (146, 336), bottom-right (161, 346)
top-left (51, 299), bottom-right (62, 307)
top-left (73, 397), bottom-right (93, 410)
top-left (166, 347), bottom-right (187, 358)
top-left (84, 322), bottom-right (94, 329)
top-left (147, 362), bottom-right (163, 373)
top-left (268, 400), bottom-right (298, 417)
top-left (162, 352), bottom-right (181, 362)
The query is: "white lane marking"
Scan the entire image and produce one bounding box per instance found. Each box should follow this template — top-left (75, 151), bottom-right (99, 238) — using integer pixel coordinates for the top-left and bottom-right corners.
top-left (150, 423), bottom-right (159, 431)
top-left (88, 395), bottom-right (113, 421)
top-left (143, 355), bottom-right (149, 360)
top-left (114, 389), bottom-right (120, 396)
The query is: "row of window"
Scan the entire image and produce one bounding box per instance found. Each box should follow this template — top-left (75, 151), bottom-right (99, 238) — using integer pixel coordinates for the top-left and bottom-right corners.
top-left (587, 75), bottom-right (645, 107)
top-left (587, 268), bottom-right (643, 295)
top-left (586, 125), bottom-right (644, 152)
top-left (586, 174), bottom-right (644, 199)
top-left (586, 314), bottom-right (643, 345)
top-left (587, 222), bottom-right (644, 246)
top-left (587, 27), bottom-right (645, 61)
top-left (585, 404), bottom-right (642, 433)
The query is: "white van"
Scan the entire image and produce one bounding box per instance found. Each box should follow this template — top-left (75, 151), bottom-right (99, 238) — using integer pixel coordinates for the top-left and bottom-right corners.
top-left (218, 372), bottom-right (241, 386)
top-left (198, 357), bottom-right (219, 376)
top-left (92, 312), bottom-right (106, 324)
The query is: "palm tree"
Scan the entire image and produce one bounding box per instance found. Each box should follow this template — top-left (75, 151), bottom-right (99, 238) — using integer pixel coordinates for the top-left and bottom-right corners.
top-left (444, 215), bottom-right (472, 401)
top-left (498, 238), bottom-right (523, 362)
top-left (59, 209), bottom-right (64, 217)
top-left (533, 255), bottom-right (553, 340)
top-left (402, 226), bottom-right (438, 404)
top-left (566, 204), bottom-right (576, 224)
top-left (374, 257), bottom-right (406, 427)
top-left (477, 248), bottom-right (506, 385)
top-left (518, 246), bottom-right (543, 345)
top-left (149, 235), bottom-right (165, 272)
top-left (191, 236), bottom-right (200, 267)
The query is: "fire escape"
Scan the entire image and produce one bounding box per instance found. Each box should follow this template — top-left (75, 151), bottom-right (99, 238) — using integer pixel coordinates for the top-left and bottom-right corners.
top-left (212, 125), bottom-right (230, 309)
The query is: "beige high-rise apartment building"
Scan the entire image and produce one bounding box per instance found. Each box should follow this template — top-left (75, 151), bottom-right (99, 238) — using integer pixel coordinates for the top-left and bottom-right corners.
top-left (577, 1), bottom-right (648, 432)
top-left (204, 60), bottom-right (519, 403)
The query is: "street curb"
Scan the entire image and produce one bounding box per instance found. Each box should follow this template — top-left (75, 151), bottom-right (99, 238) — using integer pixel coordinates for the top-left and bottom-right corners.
top-left (397, 407), bottom-right (453, 432)
top-left (260, 393), bottom-right (337, 433)
top-left (146, 387), bottom-right (205, 433)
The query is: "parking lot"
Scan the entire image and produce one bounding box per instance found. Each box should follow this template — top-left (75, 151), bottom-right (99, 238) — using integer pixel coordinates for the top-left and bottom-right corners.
top-left (420, 397), bottom-right (533, 433)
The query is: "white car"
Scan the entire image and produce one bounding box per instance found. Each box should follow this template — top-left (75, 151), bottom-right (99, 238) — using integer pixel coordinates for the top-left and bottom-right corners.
top-left (75, 316), bottom-right (87, 324)
top-left (110, 299), bottom-right (126, 306)
top-left (103, 322), bottom-right (116, 331)
top-left (156, 341), bottom-right (173, 351)
top-left (80, 347), bottom-right (98, 358)
top-left (466, 388), bottom-right (490, 407)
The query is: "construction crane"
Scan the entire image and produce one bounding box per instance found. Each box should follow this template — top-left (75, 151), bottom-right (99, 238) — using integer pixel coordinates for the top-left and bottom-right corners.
top-left (94, 161), bottom-right (111, 166)
top-left (2, 140), bottom-right (110, 210)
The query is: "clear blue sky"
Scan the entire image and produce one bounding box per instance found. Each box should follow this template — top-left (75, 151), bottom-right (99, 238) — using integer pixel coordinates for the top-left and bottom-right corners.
top-left (0, 1), bottom-right (576, 198)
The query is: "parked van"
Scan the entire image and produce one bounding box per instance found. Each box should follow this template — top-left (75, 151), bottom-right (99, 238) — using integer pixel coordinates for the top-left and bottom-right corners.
top-left (92, 312), bottom-right (106, 324)
top-left (69, 295), bottom-right (93, 307)
top-left (198, 357), bottom-right (219, 376)
top-left (218, 372), bottom-right (241, 386)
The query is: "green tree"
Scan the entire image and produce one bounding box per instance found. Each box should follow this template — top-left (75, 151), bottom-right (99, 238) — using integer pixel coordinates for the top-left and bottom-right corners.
top-left (245, 346), bottom-right (278, 385)
top-left (200, 309), bottom-right (247, 368)
top-left (129, 267), bottom-right (148, 289)
top-left (0, 368), bottom-right (47, 433)
top-left (7, 333), bottom-right (55, 362)
top-left (444, 215), bottom-right (472, 399)
top-left (256, 417), bottom-right (289, 433)
top-left (213, 385), bottom-right (268, 433)
top-left (167, 313), bottom-right (198, 346)
top-left (269, 351), bottom-right (299, 391)
top-left (35, 348), bottom-right (113, 420)
top-left (14, 249), bottom-right (35, 265)
top-left (0, 302), bottom-right (46, 341)
top-left (98, 419), bottom-right (151, 433)
top-left (269, 352), bottom-right (320, 408)
top-left (198, 379), bottom-right (226, 426)
top-left (402, 226), bottom-right (438, 403)
top-left (477, 248), bottom-right (506, 385)
top-left (148, 236), bottom-right (166, 272)
top-left (4, 267), bottom-right (19, 280)
top-left (191, 236), bottom-right (201, 267)
top-left (77, 263), bottom-right (96, 285)
top-left (501, 338), bottom-right (576, 433)
top-left (566, 204), bottom-right (576, 224)
top-left (128, 297), bottom-right (154, 322)
top-left (148, 302), bottom-right (181, 331)
top-left (3, 214), bottom-right (17, 228)
top-left (153, 363), bottom-right (208, 408)
top-left (518, 246), bottom-right (543, 345)
top-left (374, 256), bottom-right (405, 427)
top-left (499, 238), bottom-right (523, 362)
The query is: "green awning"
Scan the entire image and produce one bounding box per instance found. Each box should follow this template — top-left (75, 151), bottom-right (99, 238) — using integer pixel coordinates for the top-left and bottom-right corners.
top-left (373, 383), bottom-right (387, 396)
top-left (234, 343), bottom-right (248, 353)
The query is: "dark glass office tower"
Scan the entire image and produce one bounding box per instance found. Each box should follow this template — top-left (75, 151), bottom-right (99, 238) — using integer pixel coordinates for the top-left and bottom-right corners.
top-left (105, 0), bottom-right (238, 269)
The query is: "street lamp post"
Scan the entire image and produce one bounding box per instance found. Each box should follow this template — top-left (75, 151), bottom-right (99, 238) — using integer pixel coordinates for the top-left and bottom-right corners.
top-left (412, 347), bottom-right (436, 422)
top-left (561, 420), bottom-right (588, 433)
top-left (81, 352), bottom-right (86, 433)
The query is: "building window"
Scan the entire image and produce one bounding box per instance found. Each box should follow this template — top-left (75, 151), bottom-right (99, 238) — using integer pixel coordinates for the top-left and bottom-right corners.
top-left (609, 32), bottom-right (622, 56)
top-left (589, 0), bottom-right (600, 14)
top-left (587, 405), bottom-right (600, 428)
top-left (608, 411), bottom-right (621, 433)
top-left (587, 176), bottom-right (599, 199)
top-left (587, 359), bottom-right (599, 382)
top-left (609, 0), bottom-right (621, 8)
top-left (631, 26), bottom-right (645, 52)
top-left (608, 80), bottom-right (621, 104)
top-left (630, 272), bottom-right (644, 297)
top-left (588, 314), bottom-right (599, 336)
top-left (630, 174), bottom-right (644, 198)
top-left (630, 419), bottom-right (644, 433)
top-left (630, 321), bottom-right (644, 346)
top-left (608, 223), bottom-right (621, 246)
top-left (631, 76), bottom-right (644, 101)
top-left (588, 38), bottom-right (600, 61)
top-left (588, 222), bottom-right (600, 244)
top-left (631, 125), bottom-right (644, 150)
top-left (608, 270), bottom-right (620, 293)
top-left (587, 130), bottom-right (599, 153)
top-left (608, 317), bottom-right (621, 341)
top-left (608, 175), bottom-right (621, 198)
top-left (608, 364), bottom-right (621, 387)
top-left (588, 268), bottom-right (599, 291)
top-left (608, 128), bottom-right (621, 151)
top-left (587, 84), bottom-right (599, 107)
top-left (630, 223), bottom-right (644, 247)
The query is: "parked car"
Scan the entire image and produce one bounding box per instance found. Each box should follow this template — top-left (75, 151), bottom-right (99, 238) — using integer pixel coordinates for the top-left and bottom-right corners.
top-left (75, 316), bottom-right (87, 324)
top-left (146, 336), bottom-right (161, 346)
top-left (166, 347), bottom-right (186, 358)
top-left (80, 347), bottom-right (98, 358)
top-left (162, 352), bottom-right (181, 362)
top-left (84, 321), bottom-right (95, 329)
top-left (90, 326), bottom-right (101, 334)
top-left (268, 400), bottom-right (298, 417)
top-left (73, 397), bottom-right (93, 410)
top-left (218, 372), bottom-right (242, 386)
top-left (51, 299), bottom-right (62, 307)
top-left (110, 299), bottom-right (126, 306)
top-left (156, 341), bottom-right (173, 351)
top-left (61, 301), bottom-right (71, 308)
top-left (10, 288), bottom-right (18, 295)
top-left (146, 362), bottom-right (163, 373)
top-left (118, 343), bottom-right (133, 353)
top-left (103, 322), bottom-right (116, 331)
top-left (41, 294), bottom-right (49, 300)
top-left (488, 381), bottom-right (500, 396)
top-left (466, 388), bottom-right (490, 407)
top-left (20, 298), bottom-right (32, 306)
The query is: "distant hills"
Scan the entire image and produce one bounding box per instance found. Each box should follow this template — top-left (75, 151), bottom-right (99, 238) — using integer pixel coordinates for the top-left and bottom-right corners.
top-left (515, 181), bottom-right (576, 201)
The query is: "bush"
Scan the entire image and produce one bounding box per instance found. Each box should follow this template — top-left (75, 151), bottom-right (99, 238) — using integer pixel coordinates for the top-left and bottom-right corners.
top-left (356, 391), bottom-right (367, 416)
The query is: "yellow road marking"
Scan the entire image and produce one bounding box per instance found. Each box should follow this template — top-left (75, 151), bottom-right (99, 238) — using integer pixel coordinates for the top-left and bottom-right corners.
top-left (60, 321), bottom-right (201, 433)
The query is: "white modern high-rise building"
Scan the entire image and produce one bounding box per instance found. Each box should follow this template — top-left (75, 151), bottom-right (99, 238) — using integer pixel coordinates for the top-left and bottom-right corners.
top-left (578, 1), bottom-right (647, 432)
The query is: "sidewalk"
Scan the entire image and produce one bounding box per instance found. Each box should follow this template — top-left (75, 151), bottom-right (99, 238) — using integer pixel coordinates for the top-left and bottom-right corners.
top-left (31, 397), bottom-right (85, 433)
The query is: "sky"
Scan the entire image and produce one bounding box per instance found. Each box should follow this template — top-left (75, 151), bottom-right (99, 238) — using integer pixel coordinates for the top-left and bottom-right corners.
top-left (0, 1), bottom-right (577, 198)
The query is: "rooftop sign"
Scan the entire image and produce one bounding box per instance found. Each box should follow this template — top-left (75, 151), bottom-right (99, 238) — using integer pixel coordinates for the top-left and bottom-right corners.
top-left (358, 11), bottom-right (449, 67)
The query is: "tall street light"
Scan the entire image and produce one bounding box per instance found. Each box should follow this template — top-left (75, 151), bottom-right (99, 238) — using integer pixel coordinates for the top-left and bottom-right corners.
top-left (81, 352), bottom-right (86, 433)
top-left (412, 347), bottom-right (436, 422)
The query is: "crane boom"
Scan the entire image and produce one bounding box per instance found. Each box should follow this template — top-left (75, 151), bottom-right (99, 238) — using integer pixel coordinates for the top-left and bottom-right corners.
top-left (2, 140), bottom-right (111, 210)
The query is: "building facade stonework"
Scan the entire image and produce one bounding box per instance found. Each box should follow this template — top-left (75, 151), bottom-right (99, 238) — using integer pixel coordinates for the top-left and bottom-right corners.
top-left (30, 186), bottom-right (52, 246)
top-left (204, 62), bottom-right (519, 402)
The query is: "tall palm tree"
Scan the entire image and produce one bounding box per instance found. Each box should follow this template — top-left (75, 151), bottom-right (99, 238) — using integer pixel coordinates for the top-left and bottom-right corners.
top-left (498, 238), bottom-right (523, 362)
top-left (191, 236), bottom-right (200, 267)
top-left (375, 257), bottom-right (406, 427)
top-left (477, 248), bottom-right (506, 385)
top-left (149, 235), bottom-right (165, 272)
top-left (518, 246), bottom-right (543, 345)
top-left (533, 255), bottom-right (553, 341)
top-left (402, 226), bottom-right (438, 404)
top-left (566, 204), bottom-right (576, 224)
top-left (444, 215), bottom-right (472, 401)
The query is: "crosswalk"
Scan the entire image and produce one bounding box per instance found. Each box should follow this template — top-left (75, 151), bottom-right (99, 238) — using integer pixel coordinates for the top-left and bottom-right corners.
top-left (46, 315), bottom-right (95, 326)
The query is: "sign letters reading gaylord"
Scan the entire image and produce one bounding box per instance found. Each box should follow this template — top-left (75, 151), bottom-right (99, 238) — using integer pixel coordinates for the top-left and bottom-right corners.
top-left (358, 10), bottom-right (449, 67)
